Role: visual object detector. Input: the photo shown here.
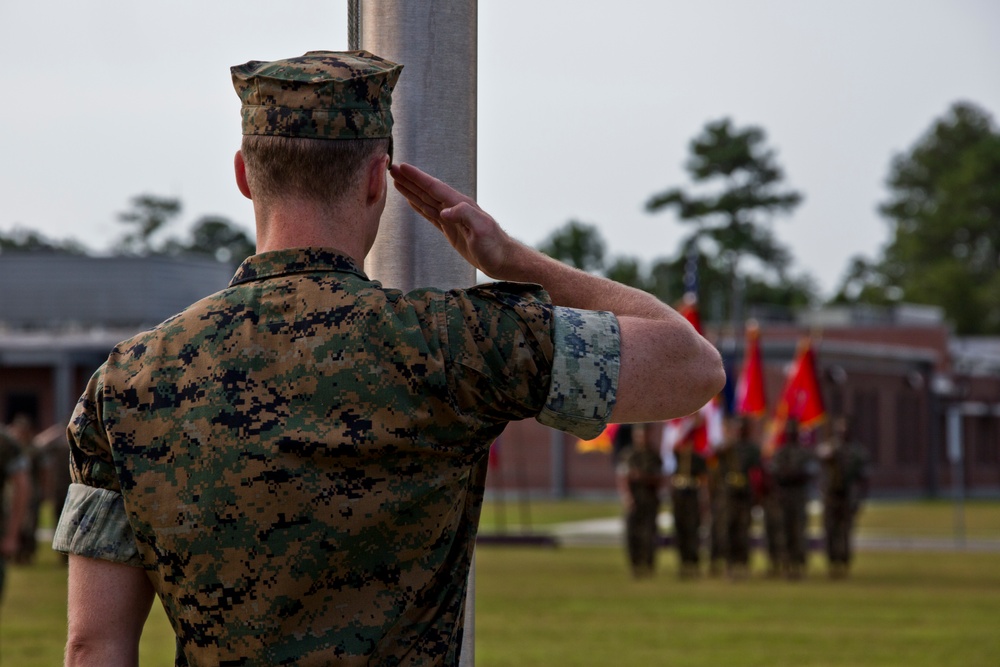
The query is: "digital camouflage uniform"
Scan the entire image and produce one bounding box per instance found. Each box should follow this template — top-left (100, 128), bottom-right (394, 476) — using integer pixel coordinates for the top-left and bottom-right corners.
top-left (758, 463), bottom-right (784, 577)
top-left (618, 445), bottom-right (662, 577)
top-left (54, 250), bottom-right (619, 666)
top-left (706, 452), bottom-right (726, 575)
top-left (820, 439), bottom-right (870, 576)
top-left (52, 52), bottom-right (622, 667)
top-left (0, 427), bottom-right (29, 598)
top-left (719, 438), bottom-right (761, 571)
top-left (770, 441), bottom-right (815, 579)
top-left (670, 447), bottom-right (706, 576)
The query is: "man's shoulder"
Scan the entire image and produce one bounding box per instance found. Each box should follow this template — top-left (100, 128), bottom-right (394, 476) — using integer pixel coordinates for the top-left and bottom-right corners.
top-left (434, 280), bottom-right (551, 318)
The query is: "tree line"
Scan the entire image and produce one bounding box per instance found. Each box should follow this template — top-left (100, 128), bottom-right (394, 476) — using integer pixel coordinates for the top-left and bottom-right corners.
top-left (539, 101), bottom-right (1000, 335)
top-left (3, 101), bottom-right (998, 334)
top-left (0, 197), bottom-right (255, 270)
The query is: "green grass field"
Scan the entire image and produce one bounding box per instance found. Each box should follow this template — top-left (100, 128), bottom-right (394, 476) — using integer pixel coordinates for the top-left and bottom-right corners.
top-left (2, 500), bottom-right (998, 666)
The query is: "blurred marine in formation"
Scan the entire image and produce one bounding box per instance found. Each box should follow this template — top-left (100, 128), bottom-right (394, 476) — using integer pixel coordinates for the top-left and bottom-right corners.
top-left (706, 442), bottom-right (727, 577)
top-left (719, 417), bottom-right (762, 579)
top-left (617, 423), bottom-right (664, 578)
top-left (670, 432), bottom-right (707, 578)
top-left (818, 417), bottom-right (871, 578)
top-left (0, 420), bottom-right (30, 601)
top-left (769, 419), bottom-right (817, 580)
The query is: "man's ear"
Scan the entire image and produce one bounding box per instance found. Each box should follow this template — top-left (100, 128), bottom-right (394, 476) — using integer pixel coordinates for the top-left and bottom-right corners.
top-left (234, 150), bottom-right (252, 200)
top-left (365, 153), bottom-right (391, 205)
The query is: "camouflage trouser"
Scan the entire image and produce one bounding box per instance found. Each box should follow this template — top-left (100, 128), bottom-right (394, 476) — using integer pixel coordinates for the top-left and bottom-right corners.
top-left (824, 494), bottom-right (857, 565)
top-left (625, 500), bottom-right (659, 573)
top-left (779, 484), bottom-right (808, 567)
top-left (671, 490), bottom-right (701, 565)
top-left (726, 493), bottom-right (753, 566)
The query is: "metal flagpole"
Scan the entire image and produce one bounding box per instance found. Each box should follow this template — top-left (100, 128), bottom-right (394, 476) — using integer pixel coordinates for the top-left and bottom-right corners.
top-left (351, 3), bottom-right (479, 664)
top-left (356, 1), bottom-right (478, 293)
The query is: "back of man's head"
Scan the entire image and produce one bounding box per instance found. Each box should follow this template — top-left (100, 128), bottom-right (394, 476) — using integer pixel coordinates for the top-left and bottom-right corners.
top-left (231, 51), bottom-right (402, 213)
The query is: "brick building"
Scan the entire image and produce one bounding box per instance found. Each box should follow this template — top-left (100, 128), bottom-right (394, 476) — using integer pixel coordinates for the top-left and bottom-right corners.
top-left (0, 254), bottom-right (232, 429)
top-left (485, 305), bottom-right (1000, 499)
top-left (2, 254), bottom-right (998, 498)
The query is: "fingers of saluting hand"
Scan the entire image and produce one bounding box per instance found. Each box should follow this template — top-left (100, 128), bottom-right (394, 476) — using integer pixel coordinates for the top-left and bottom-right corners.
top-left (391, 178), bottom-right (446, 230)
top-left (390, 163), bottom-right (462, 201)
top-left (390, 163), bottom-right (471, 224)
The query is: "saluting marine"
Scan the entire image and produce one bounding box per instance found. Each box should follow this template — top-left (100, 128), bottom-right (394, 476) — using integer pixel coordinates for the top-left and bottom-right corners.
top-left (54, 51), bottom-right (725, 666)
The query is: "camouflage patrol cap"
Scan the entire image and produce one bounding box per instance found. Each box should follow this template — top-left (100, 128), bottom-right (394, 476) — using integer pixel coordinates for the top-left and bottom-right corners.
top-left (231, 50), bottom-right (403, 140)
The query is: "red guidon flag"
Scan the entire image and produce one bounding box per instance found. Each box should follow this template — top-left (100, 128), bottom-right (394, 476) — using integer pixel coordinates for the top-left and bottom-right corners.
top-left (735, 322), bottom-right (767, 417)
top-left (764, 336), bottom-right (826, 455)
top-left (782, 337), bottom-right (826, 428)
top-left (678, 292), bottom-right (702, 335)
top-left (664, 293), bottom-right (723, 455)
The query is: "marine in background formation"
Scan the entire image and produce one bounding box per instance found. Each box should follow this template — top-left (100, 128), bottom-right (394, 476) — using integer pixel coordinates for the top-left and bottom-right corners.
top-left (617, 423), bottom-right (664, 578)
top-left (818, 416), bottom-right (871, 578)
top-left (718, 417), bottom-right (762, 579)
top-left (0, 421), bottom-right (30, 601)
top-left (670, 436), bottom-right (707, 578)
top-left (769, 419), bottom-right (817, 580)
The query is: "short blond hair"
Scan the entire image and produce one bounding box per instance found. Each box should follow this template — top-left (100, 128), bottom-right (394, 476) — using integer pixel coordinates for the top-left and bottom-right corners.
top-left (241, 135), bottom-right (390, 210)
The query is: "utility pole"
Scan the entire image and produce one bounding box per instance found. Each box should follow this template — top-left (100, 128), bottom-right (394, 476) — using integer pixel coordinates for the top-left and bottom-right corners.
top-left (350, 3), bottom-right (479, 664)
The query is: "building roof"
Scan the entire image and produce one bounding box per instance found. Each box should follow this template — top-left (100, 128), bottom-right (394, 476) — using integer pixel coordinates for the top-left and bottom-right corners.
top-left (0, 254), bottom-right (232, 330)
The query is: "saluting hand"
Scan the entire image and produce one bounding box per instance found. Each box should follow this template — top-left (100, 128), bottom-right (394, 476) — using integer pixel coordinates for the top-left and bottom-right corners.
top-left (389, 163), bottom-right (516, 278)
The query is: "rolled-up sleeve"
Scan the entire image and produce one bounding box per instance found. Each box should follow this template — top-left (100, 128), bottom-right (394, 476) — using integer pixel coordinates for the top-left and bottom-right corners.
top-left (537, 306), bottom-right (620, 440)
top-left (52, 366), bottom-right (142, 567)
top-left (52, 483), bottom-right (141, 566)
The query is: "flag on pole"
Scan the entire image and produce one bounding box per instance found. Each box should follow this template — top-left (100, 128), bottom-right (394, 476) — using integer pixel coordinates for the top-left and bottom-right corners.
top-left (764, 336), bottom-right (826, 454)
top-left (664, 398), bottom-right (724, 454)
top-left (679, 292), bottom-right (703, 335)
top-left (735, 322), bottom-right (767, 417)
top-left (665, 287), bottom-right (724, 455)
top-left (782, 337), bottom-right (826, 428)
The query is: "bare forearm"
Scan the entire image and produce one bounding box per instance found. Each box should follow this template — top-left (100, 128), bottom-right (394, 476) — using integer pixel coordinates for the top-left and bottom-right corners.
top-left (496, 240), bottom-right (724, 421)
top-left (490, 239), bottom-right (671, 320)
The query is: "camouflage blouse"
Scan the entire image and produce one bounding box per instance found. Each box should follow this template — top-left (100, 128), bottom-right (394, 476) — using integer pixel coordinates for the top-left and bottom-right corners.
top-left (54, 248), bottom-right (619, 666)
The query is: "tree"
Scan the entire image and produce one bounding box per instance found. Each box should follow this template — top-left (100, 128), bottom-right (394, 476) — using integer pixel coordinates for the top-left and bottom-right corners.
top-left (537, 220), bottom-right (606, 273)
top-left (175, 216), bottom-right (256, 266)
top-left (829, 255), bottom-right (899, 306)
top-left (646, 118), bottom-right (812, 319)
top-left (646, 247), bottom-right (729, 317)
top-left (878, 101), bottom-right (1000, 334)
top-left (0, 226), bottom-right (88, 254)
top-left (115, 194), bottom-right (182, 255)
top-left (604, 257), bottom-right (646, 291)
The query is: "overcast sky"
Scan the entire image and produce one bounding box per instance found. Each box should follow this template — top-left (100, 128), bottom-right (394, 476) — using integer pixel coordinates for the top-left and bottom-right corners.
top-left (2, 1), bottom-right (998, 297)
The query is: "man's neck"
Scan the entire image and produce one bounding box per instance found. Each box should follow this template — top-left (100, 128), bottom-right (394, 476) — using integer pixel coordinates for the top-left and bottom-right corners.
top-left (254, 199), bottom-right (375, 265)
